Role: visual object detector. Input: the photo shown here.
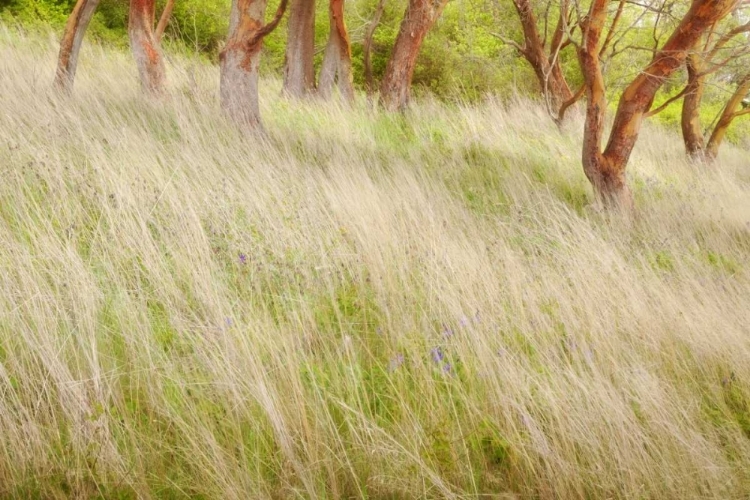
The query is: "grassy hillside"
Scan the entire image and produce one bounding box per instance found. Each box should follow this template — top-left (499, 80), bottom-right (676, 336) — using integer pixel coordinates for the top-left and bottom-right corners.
top-left (1, 27), bottom-right (750, 499)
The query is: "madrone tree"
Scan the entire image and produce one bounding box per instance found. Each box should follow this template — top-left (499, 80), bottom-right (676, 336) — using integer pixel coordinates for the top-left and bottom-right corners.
top-left (498, 0), bottom-right (578, 117)
top-left (318, 0), bottom-right (355, 102)
top-left (380, 0), bottom-right (450, 111)
top-left (220, 0), bottom-right (288, 127)
top-left (128, 0), bottom-right (169, 94)
top-left (283, 0), bottom-right (316, 97)
top-left (705, 73), bottom-right (750, 157)
top-left (678, 14), bottom-right (750, 158)
top-left (575, 0), bottom-right (739, 209)
top-left (56, 0), bottom-right (175, 93)
top-left (54, 0), bottom-right (101, 92)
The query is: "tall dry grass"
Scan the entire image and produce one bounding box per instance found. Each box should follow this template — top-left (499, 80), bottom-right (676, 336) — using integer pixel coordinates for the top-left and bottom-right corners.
top-left (1, 26), bottom-right (750, 499)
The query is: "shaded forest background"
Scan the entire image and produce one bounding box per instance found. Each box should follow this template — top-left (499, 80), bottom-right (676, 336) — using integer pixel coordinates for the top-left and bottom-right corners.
top-left (2, 0), bottom-right (748, 146)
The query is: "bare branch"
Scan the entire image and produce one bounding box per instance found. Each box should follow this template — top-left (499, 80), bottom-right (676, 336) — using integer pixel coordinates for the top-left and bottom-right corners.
top-left (556, 84), bottom-right (585, 123)
top-left (489, 32), bottom-right (529, 56)
top-left (645, 85), bottom-right (690, 117)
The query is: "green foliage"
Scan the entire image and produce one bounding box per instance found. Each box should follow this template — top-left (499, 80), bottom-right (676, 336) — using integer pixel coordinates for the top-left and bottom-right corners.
top-left (3, 0), bottom-right (748, 134)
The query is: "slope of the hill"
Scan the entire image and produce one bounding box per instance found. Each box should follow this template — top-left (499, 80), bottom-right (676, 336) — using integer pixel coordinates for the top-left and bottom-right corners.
top-left (1, 28), bottom-right (750, 499)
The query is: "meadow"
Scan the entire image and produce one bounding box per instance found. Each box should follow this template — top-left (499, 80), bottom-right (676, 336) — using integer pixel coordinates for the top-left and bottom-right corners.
top-left (1, 27), bottom-right (750, 499)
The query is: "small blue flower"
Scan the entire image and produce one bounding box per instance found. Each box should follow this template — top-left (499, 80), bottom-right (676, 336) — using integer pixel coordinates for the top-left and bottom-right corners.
top-left (442, 362), bottom-right (453, 374)
top-left (431, 347), bottom-right (445, 363)
top-left (225, 317), bottom-right (233, 327)
top-left (459, 316), bottom-right (469, 328)
top-left (238, 253), bottom-right (247, 264)
top-left (388, 354), bottom-right (405, 372)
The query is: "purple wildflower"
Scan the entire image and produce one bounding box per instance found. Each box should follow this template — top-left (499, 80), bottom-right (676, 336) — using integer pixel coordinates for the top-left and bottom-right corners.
top-left (388, 354), bottom-right (405, 372)
top-left (238, 253), bottom-right (247, 264)
top-left (442, 326), bottom-right (454, 339)
top-left (442, 362), bottom-right (453, 375)
top-left (459, 316), bottom-right (469, 328)
top-left (431, 347), bottom-right (445, 363)
top-left (225, 317), bottom-right (233, 327)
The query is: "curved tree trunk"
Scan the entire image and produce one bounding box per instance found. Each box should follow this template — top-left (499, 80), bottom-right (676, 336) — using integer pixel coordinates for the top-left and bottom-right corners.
top-left (129, 0), bottom-right (167, 94)
top-left (318, 0), bottom-right (354, 102)
top-left (681, 52), bottom-right (707, 158)
top-left (512, 0), bottom-right (573, 109)
top-left (220, 0), bottom-right (288, 127)
top-left (54, 0), bottom-right (101, 93)
top-left (283, 0), bottom-right (316, 97)
top-left (155, 0), bottom-right (176, 42)
top-left (577, 0), bottom-right (629, 208)
top-left (579, 0), bottom-right (736, 209)
top-left (706, 74), bottom-right (750, 159)
top-left (379, 0), bottom-right (448, 112)
top-left (363, 0), bottom-right (386, 99)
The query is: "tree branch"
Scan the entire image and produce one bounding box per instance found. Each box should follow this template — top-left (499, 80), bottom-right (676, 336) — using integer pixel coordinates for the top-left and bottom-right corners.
top-left (645, 85), bottom-right (690, 117)
top-left (489, 32), bottom-right (529, 56)
top-left (155, 0), bottom-right (175, 42)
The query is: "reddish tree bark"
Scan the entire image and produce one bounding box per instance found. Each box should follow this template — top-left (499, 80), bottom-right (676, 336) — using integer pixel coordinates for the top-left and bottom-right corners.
top-left (706, 74), bottom-right (750, 158)
top-left (681, 52), bottom-right (707, 158)
top-left (220, 0), bottom-right (288, 127)
top-left (579, 0), bottom-right (738, 209)
top-left (319, 0), bottom-right (354, 102)
top-left (510, 0), bottom-right (573, 109)
top-left (363, 0), bottom-right (387, 99)
top-left (54, 0), bottom-right (101, 92)
top-left (129, 0), bottom-right (167, 94)
top-left (673, 18), bottom-right (750, 158)
top-left (379, 0), bottom-right (449, 111)
top-left (283, 0), bottom-right (316, 97)
top-left (155, 0), bottom-right (176, 42)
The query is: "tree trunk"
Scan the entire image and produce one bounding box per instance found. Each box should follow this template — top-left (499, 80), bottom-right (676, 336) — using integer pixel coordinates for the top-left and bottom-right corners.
top-left (363, 0), bottom-right (386, 99)
top-left (578, 0), bottom-right (630, 208)
top-left (579, 0), bottom-right (736, 209)
top-left (129, 0), bottom-right (167, 94)
top-left (706, 74), bottom-right (750, 159)
top-left (681, 52), bottom-right (707, 158)
top-left (155, 0), bottom-right (176, 42)
top-left (220, 0), bottom-right (288, 127)
top-left (54, 0), bottom-right (101, 92)
top-left (379, 0), bottom-right (448, 111)
top-left (318, 0), bottom-right (354, 102)
top-left (283, 0), bottom-right (316, 97)
top-left (512, 0), bottom-right (573, 109)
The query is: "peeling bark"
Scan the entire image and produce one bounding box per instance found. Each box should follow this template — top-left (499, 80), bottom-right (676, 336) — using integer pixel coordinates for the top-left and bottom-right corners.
top-left (379, 0), bottom-right (449, 112)
top-left (283, 0), bottom-right (316, 97)
top-left (511, 0), bottom-right (573, 109)
top-left (319, 0), bottom-right (354, 102)
top-left (681, 51), bottom-right (707, 158)
top-left (54, 0), bottom-right (101, 92)
top-left (129, 0), bottom-right (167, 94)
top-left (579, 0), bottom-right (737, 209)
top-left (706, 74), bottom-right (750, 158)
top-left (220, 0), bottom-right (288, 127)
top-left (577, 0), bottom-right (628, 209)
